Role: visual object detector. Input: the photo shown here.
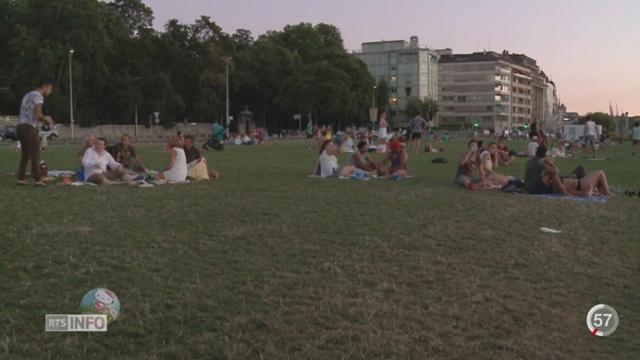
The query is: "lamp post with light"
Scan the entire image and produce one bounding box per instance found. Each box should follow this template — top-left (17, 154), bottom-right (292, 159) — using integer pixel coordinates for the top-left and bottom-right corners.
top-left (69, 49), bottom-right (75, 140)
top-left (223, 56), bottom-right (232, 137)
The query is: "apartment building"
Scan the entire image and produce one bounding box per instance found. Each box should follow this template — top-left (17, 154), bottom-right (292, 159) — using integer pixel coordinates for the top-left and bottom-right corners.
top-left (439, 51), bottom-right (559, 132)
top-left (355, 36), bottom-right (439, 125)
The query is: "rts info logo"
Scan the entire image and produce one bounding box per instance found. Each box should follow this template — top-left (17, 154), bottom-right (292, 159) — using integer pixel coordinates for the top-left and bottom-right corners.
top-left (45, 314), bottom-right (108, 332)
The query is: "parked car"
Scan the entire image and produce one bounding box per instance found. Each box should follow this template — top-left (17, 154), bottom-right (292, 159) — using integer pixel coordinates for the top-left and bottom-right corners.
top-left (39, 123), bottom-right (58, 141)
top-left (39, 124), bottom-right (58, 149)
top-left (0, 126), bottom-right (18, 141)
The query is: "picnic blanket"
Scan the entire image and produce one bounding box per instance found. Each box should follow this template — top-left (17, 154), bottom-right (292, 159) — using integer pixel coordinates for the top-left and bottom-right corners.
top-left (520, 193), bottom-right (609, 203)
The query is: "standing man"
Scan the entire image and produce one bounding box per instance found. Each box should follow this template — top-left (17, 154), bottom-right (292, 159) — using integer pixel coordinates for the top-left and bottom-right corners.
top-left (408, 113), bottom-right (427, 154)
top-left (632, 121), bottom-right (640, 156)
top-left (584, 115), bottom-right (599, 158)
top-left (17, 80), bottom-right (55, 186)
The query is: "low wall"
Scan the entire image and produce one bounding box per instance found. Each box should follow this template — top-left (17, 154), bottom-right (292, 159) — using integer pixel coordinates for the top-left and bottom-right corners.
top-left (1, 115), bottom-right (18, 126)
top-left (55, 123), bottom-right (213, 143)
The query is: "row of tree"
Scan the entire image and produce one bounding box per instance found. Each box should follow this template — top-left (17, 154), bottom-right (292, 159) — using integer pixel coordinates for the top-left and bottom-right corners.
top-left (0, 0), bottom-right (378, 130)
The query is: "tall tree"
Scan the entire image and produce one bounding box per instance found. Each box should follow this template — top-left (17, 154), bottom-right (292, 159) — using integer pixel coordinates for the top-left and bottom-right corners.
top-left (107, 0), bottom-right (154, 37)
top-left (275, 61), bottom-right (351, 125)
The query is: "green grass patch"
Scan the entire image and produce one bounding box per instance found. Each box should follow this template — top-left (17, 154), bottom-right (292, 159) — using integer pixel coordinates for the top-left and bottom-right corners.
top-left (0, 139), bottom-right (639, 359)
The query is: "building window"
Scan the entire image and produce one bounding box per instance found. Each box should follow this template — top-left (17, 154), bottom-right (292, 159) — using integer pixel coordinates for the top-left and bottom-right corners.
top-left (406, 87), bottom-right (412, 97)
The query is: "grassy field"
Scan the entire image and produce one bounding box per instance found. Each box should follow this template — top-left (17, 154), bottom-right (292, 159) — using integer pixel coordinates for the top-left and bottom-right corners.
top-left (0, 138), bottom-right (639, 359)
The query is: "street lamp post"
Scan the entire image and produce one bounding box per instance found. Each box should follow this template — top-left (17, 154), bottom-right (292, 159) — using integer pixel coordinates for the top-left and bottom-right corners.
top-left (69, 49), bottom-right (75, 140)
top-left (224, 57), bottom-right (232, 137)
top-left (371, 85), bottom-right (377, 108)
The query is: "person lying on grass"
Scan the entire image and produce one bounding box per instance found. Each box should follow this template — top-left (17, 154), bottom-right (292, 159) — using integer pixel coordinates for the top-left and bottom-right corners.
top-left (478, 142), bottom-right (513, 188)
top-left (455, 140), bottom-right (481, 190)
top-left (82, 137), bottom-right (126, 185)
top-left (184, 135), bottom-right (220, 180)
top-left (380, 140), bottom-right (409, 178)
top-left (312, 140), bottom-right (357, 178)
top-left (347, 141), bottom-right (382, 174)
top-left (424, 143), bottom-right (445, 153)
top-left (524, 145), bottom-right (615, 196)
top-left (155, 135), bottom-right (188, 183)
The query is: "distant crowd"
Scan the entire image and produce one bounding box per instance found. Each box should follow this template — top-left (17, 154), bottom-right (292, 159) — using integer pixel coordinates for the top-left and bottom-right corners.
top-left (308, 111), bottom-right (616, 198)
top-left (11, 81), bottom-right (626, 197)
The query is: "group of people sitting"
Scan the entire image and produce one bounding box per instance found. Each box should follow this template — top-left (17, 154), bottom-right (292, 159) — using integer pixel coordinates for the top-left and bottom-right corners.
top-left (455, 139), bottom-right (613, 197)
top-left (313, 138), bottom-right (409, 180)
top-left (227, 127), bottom-right (269, 146)
top-left (77, 133), bottom-right (219, 186)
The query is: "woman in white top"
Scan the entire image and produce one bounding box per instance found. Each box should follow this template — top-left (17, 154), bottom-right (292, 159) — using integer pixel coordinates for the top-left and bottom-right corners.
top-left (157, 135), bottom-right (188, 183)
top-left (313, 140), bottom-right (356, 178)
top-left (378, 111), bottom-right (389, 143)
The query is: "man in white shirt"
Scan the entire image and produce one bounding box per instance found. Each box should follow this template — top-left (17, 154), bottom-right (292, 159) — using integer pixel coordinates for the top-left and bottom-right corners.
top-left (584, 116), bottom-right (599, 158)
top-left (633, 121), bottom-right (640, 156)
top-left (82, 137), bottom-right (125, 185)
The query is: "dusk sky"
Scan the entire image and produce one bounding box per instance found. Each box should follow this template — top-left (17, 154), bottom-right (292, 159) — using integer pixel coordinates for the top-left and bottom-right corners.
top-left (145, 0), bottom-right (640, 115)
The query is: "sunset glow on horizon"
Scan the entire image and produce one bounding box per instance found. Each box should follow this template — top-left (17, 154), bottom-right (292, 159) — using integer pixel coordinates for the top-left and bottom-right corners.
top-left (146, 0), bottom-right (640, 115)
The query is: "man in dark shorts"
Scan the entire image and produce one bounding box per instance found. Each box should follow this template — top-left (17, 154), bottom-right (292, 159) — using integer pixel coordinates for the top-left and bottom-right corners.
top-left (524, 145), bottom-right (571, 195)
top-left (407, 114), bottom-right (427, 154)
top-left (17, 80), bottom-right (55, 186)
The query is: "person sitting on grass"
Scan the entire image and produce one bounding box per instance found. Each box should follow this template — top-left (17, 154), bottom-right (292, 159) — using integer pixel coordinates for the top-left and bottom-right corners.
top-left (380, 140), bottom-right (409, 178)
top-left (82, 137), bottom-right (126, 185)
top-left (156, 135), bottom-right (188, 183)
top-left (184, 135), bottom-right (220, 180)
top-left (313, 140), bottom-right (357, 178)
top-left (455, 140), bottom-right (480, 190)
top-left (551, 142), bottom-right (567, 158)
top-left (496, 140), bottom-right (516, 165)
top-left (257, 127), bottom-right (270, 145)
top-left (78, 135), bottom-right (96, 165)
top-left (478, 142), bottom-right (512, 187)
top-left (241, 133), bottom-right (254, 145)
top-left (524, 145), bottom-right (615, 196)
top-left (76, 135), bottom-right (96, 181)
top-left (526, 136), bottom-right (540, 157)
top-left (108, 134), bottom-right (147, 173)
top-left (341, 132), bottom-right (354, 153)
top-left (347, 141), bottom-right (381, 174)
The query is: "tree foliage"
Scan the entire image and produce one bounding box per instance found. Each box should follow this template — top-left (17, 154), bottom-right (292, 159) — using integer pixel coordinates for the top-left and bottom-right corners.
top-left (405, 97), bottom-right (439, 120)
top-left (582, 112), bottom-right (615, 132)
top-left (0, 3), bottom-right (374, 130)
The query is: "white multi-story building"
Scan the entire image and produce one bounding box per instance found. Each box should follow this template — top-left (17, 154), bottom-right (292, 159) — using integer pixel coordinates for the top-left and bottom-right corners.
top-left (438, 51), bottom-right (559, 132)
top-left (355, 36), bottom-right (439, 125)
